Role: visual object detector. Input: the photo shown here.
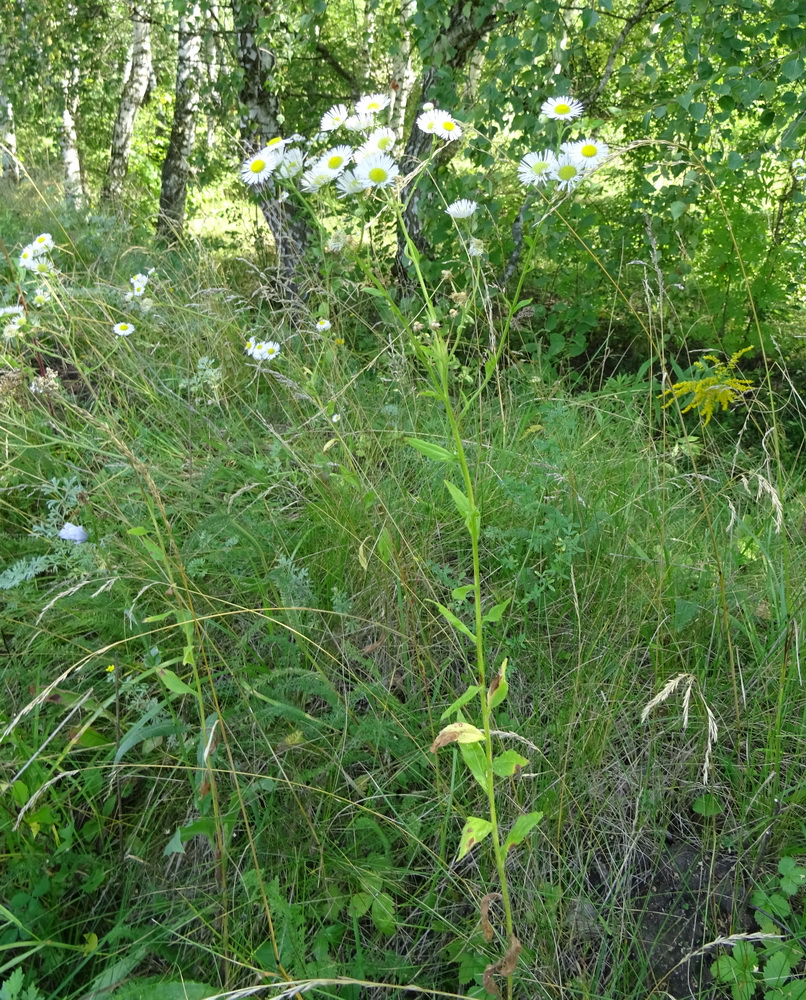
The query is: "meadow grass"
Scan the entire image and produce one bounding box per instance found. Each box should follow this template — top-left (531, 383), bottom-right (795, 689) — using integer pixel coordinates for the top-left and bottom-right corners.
top-left (1, 170), bottom-right (805, 1000)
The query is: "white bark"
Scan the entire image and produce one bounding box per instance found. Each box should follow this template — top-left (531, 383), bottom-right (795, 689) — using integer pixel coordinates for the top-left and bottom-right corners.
top-left (101, 5), bottom-right (153, 202)
top-left (61, 62), bottom-right (84, 210)
top-left (157, 3), bottom-right (203, 237)
top-left (0, 43), bottom-right (19, 182)
top-left (205, 0), bottom-right (221, 149)
top-left (388, 0), bottom-right (417, 140)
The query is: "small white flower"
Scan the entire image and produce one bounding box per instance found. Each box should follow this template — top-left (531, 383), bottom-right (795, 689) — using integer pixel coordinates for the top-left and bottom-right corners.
top-left (434, 113), bottom-right (462, 141)
top-left (316, 145), bottom-right (352, 174)
top-left (550, 153), bottom-right (585, 191)
top-left (321, 103), bottom-right (350, 131)
top-left (336, 170), bottom-right (369, 197)
top-left (130, 272), bottom-right (149, 294)
top-left (277, 149), bottom-right (304, 178)
top-left (58, 522), bottom-right (88, 543)
top-left (139, 297), bottom-right (153, 314)
top-left (32, 288), bottom-right (51, 307)
top-left (113, 322), bottom-right (134, 336)
top-left (18, 245), bottom-right (36, 266)
top-left (32, 233), bottom-right (55, 254)
top-left (793, 157), bottom-right (806, 180)
top-left (316, 318), bottom-right (332, 332)
top-left (354, 152), bottom-right (399, 188)
top-left (355, 93), bottom-right (390, 115)
top-left (344, 113), bottom-right (375, 132)
top-left (518, 150), bottom-right (558, 187)
top-left (467, 237), bottom-right (485, 257)
top-left (264, 136), bottom-right (287, 152)
top-left (416, 110), bottom-right (439, 134)
top-left (445, 199), bottom-right (478, 219)
top-left (0, 304), bottom-right (24, 317)
top-left (252, 340), bottom-right (281, 362)
top-left (563, 138), bottom-right (609, 169)
top-left (541, 96), bottom-right (584, 120)
top-left (300, 167), bottom-right (335, 193)
top-left (29, 258), bottom-right (55, 275)
top-left (330, 413), bottom-right (341, 423)
top-left (240, 148), bottom-right (280, 186)
top-left (422, 101), bottom-right (435, 112)
top-left (245, 336), bottom-right (256, 356)
top-left (364, 127), bottom-right (396, 154)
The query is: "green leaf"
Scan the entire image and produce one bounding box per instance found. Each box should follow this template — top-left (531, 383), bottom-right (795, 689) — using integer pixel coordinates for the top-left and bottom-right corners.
top-left (405, 437), bottom-right (456, 462)
top-left (440, 684), bottom-right (481, 721)
top-left (492, 750), bottom-right (528, 777)
top-left (143, 611), bottom-right (173, 622)
top-left (371, 892), bottom-right (396, 935)
top-left (348, 891), bottom-right (372, 918)
top-left (726, 151), bottom-right (744, 170)
top-left (127, 526), bottom-right (149, 536)
top-left (451, 584), bottom-right (475, 602)
top-left (692, 792), bottom-right (722, 816)
top-left (778, 857), bottom-right (806, 895)
top-left (781, 58), bottom-right (803, 81)
top-left (433, 601), bottom-right (476, 643)
top-left (670, 200), bottom-right (687, 220)
top-left (752, 889), bottom-right (791, 918)
top-left (690, 101), bottom-right (707, 120)
top-left (444, 480), bottom-right (472, 520)
top-left (157, 668), bottom-right (195, 696)
top-left (459, 740), bottom-right (489, 789)
top-left (504, 811), bottom-right (543, 853)
top-left (764, 951), bottom-right (792, 988)
top-left (489, 658), bottom-right (509, 710)
top-left (482, 598), bottom-right (511, 625)
top-left (766, 980), bottom-right (806, 1000)
top-left (163, 817), bottom-right (217, 855)
top-left (458, 816), bottom-right (493, 859)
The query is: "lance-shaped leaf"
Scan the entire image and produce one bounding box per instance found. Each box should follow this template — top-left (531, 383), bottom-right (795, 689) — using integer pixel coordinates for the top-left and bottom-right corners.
top-left (440, 684), bottom-right (481, 721)
top-left (430, 722), bottom-right (485, 752)
top-left (504, 811), bottom-right (543, 853)
top-left (433, 601), bottom-right (477, 643)
top-left (460, 740), bottom-right (489, 789)
top-left (482, 598), bottom-right (511, 625)
top-left (488, 658), bottom-right (509, 710)
top-left (458, 816), bottom-right (493, 859)
top-left (444, 480), bottom-right (473, 523)
top-left (405, 437), bottom-right (457, 462)
top-left (492, 750), bottom-right (528, 777)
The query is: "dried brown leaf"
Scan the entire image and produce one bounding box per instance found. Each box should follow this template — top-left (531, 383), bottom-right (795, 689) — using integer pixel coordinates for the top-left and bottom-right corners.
top-left (483, 934), bottom-right (522, 996)
top-left (480, 892), bottom-right (502, 943)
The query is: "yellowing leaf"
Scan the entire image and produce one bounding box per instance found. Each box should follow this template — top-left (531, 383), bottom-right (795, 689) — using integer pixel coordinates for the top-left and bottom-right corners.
top-left (430, 722), bottom-right (485, 752)
top-left (458, 816), bottom-right (493, 859)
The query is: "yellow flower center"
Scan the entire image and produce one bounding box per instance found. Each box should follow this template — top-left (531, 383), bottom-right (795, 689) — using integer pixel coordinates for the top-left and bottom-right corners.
top-left (532, 161), bottom-right (549, 174)
top-left (377, 136), bottom-right (392, 150)
top-left (367, 101), bottom-right (380, 111)
top-left (250, 158), bottom-right (266, 173)
top-left (442, 120), bottom-right (456, 131)
top-left (555, 103), bottom-right (570, 115)
top-left (368, 167), bottom-right (387, 183)
top-left (120, 325), bottom-right (129, 331)
top-left (581, 144), bottom-right (597, 157)
top-left (327, 155), bottom-right (344, 169)
top-left (558, 164), bottom-right (578, 180)
top-left (267, 347), bottom-right (276, 354)
top-left (267, 137), bottom-right (282, 147)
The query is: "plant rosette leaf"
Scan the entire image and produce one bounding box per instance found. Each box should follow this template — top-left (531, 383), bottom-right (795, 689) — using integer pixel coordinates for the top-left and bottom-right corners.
top-left (458, 816), bottom-right (493, 859)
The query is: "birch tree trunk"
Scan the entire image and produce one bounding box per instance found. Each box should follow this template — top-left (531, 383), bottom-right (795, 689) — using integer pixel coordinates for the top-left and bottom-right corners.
top-left (394, 0), bottom-right (498, 283)
top-left (0, 43), bottom-right (19, 183)
top-left (388, 0), bottom-right (417, 140)
top-left (101, 4), bottom-right (153, 203)
top-left (156, 3), bottom-right (203, 238)
top-left (233, 0), bottom-right (309, 292)
top-left (205, 0), bottom-right (221, 150)
top-left (61, 61), bottom-right (85, 209)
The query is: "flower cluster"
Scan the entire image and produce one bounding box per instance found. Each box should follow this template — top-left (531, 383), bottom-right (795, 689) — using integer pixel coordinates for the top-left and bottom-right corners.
top-left (519, 97), bottom-right (608, 192)
top-left (1, 304), bottom-right (27, 342)
top-left (660, 347), bottom-right (754, 425)
top-left (245, 338), bottom-right (281, 362)
top-left (18, 233), bottom-right (57, 276)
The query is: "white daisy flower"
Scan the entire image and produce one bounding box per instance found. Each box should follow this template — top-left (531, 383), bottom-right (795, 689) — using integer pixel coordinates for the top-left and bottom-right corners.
top-left (550, 153), bottom-right (585, 191)
top-left (321, 103), bottom-right (350, 131)
top-left (131, 272), bottom-right (149, 290)
top-left (32, 233), bottom-right (55, 254)
top-left (563, 138), bottom-right (609, 169)
top-left (793, 157), bottom-right (806, 180)
top-left (434, 113), bottom-right (462, 141)
top-left (541, 96), bottom-right (584, 120)
top-left (3, 314), bottom-right (26, 339)
top-left (58, 522), bottom-right (88, 543)
top-left (252, 340), bottom-right (281, 362)
top-left (355, 93), bottom-right (390, 115)
top-left (113, 322), bottom-right (134, 336)
top-left (330, 412), bottom-right (341, 423)
top-left (240, 149), bottom-right (279, 186)
top-left (336, 170), bottom-right (369, 197)
top-left (30, 258), bottom-right (55, 275)
top-left (18, 245), bottom-right (36, 266)
top-left (518, 150), bottom-right (558, 187)
top-left (301, 167), bottom-right (336, 193)
top-left (467, 238), bottom-right (485, 257)
top-left (445, 199), bottom-right (478, 219)
top-left (416, 110), bottom-right (439, 134)
top-left (264, 136), bottom-right (288, 152)
top-left (344, 113), bottom-right (375, 132)
top-left (32, 288), bottom-right (51, 307)
top-left (0, 305), bottom-right (24, 317)
top-left (245, 337), bottom-right (256, 356)
top-left (277, 149), bottom-right (304, 178)
top-left (364, 127), bottom-right (396, 154)
top-left (317, 145), bottom-right (352, 174)
top-left (316, 318), bottom-right (332, 332)
top-left (355, 152), bottom-right (399, 188)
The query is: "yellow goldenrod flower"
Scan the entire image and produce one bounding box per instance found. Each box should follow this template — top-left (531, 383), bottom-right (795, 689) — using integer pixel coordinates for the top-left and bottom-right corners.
top-left (661, 347), bottom-right (754, 425)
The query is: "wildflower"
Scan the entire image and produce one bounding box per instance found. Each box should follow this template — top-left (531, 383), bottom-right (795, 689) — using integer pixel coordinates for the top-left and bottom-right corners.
top-left (0, 305), bottom-right (24, 318)
top-left (793, 157), bottom-right (806, 181)
top-left (335, 337), bottom-right (345, 346)
top-left (416, 110), bottom-right (440, 134)
top-left (59, 522), bottom-right (88, 543)
top-left (139, 298), bottom-right (154, 314)
top-left (467, 237), bottom-right (485, 257)
top-left (321, 103), bottom-right (350, 131)
top-left (660, 347), bottom-right (754, 425)
top-left (355, 152), bottom-right (399, 188)
top-left (550, 154), bottom-right (585, 191)
top-left (106, 664), bottom-right (116, 673)
top-left (330, 412), bottom-right (341, 423)
top-left (518, 150), bottom-right (558, 187)
top-left (29, 368), bottom-right (60, 396)
top-left (541, 96), bottom-right (584, 120)
top-left (113, 322), bottom-right (134, 336)
top-left (422, 102), bottom-right (435, 112)
top-left (364, 127), bottom-right (396, 154)
top-left (316, 318), bottom-right (332, 332)
top-left (32, 233), bottom-right (55, 254)
top-left (245, 336), bottom-right (256, 356)
top-left (130, 272), bottom-right (149, 295)
top-left (18, 245), bottom-right (36, 266)
top-left (336, 171), bottom-right (368, 197)
top-left (355, 93), bottom-right (390, 115)
top-left (265, 136), bottom-right (287, 152)
top-left (277, 149), bottom-right (304, 178)
top-left (344, 113), bottom-right (375, 132)
top-left (240, 148), bottom-right (279, 186)
top-left (445, 199), bottom-right (478, 219)
top-left (30, 258), bottom-right (55, 276)
top-left (300, 167), bottom-right (335, 193)
top-left (252, 340), bottom-right (281, 362)
top-left (316, 145), bottom-right (352, 174)
top-left (3, 315), bottom-right (26, 341)
top-left (32, 287), bottom-right (51, 307)
top-left (563, 138), bottom-right (609, 169)
top-left (435, 113), bottom-right (462, 140)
